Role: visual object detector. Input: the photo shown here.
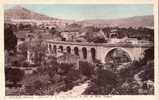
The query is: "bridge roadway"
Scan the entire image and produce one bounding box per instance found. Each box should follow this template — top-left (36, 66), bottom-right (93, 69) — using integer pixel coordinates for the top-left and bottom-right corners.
top-left (46, 40), bottom-right (153, 48)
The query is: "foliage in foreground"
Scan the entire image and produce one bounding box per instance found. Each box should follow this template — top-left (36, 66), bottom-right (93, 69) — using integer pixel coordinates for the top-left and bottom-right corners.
top-left (19, 57), bottom-right (82, 95)
top-left (83, 47), bottom-right (154, 95)
top-left (5, 47), bottom-right (154, 95)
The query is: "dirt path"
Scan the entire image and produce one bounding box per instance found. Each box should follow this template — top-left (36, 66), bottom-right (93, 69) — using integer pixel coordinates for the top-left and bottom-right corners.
top-left (134, 71), bottom-right (144, 87)
top-left (55, 81), bottom-right (89, 96)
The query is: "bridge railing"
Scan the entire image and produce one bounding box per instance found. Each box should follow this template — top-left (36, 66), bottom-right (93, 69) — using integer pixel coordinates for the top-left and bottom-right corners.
top-left (45, 40), bottom-right (154, 48)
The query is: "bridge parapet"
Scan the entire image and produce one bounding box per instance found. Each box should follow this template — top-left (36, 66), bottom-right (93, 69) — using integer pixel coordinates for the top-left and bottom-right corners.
top-left (46, 40), bottom-right (153, 48)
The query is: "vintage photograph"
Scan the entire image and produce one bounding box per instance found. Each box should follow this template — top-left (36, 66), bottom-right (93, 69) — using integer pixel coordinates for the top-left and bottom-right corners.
top-left (4, 4), bottom-right (154, 95)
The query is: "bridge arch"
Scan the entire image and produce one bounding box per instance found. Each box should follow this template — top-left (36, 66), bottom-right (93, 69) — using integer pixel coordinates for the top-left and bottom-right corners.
top-left (74, 47), bottom-right (79, 56)
top-left (104, 47), bottom-right (133, 63)
top-left (82, 47), bottom-right (87, 59)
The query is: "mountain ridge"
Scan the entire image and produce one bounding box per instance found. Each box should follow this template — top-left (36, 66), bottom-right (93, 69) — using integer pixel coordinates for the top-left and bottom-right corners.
top-left (4, 6), bottom-right (57, 20)
top-left (5, 6), bottom-right (154, 28)
top-left (77, 15), bottom-right (153, 28)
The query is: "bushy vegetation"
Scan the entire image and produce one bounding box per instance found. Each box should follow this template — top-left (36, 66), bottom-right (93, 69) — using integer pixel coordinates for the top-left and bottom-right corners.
top-left (6, 46), bottom-right (154, 95)
top-left (4, 24), bottom-right (17, 52)
top-left (79, 61), bottom-right (94, 77)
top-left (83, 26), bottom-right (154, 43)
top-left (18, 56), bottom-right (82, 95)
top-left (5, 68), bottom-right (24, 85)
top-left (83, 47), bottom-right (154, 95)
top-left (83, 64), bottom-right (120, 95)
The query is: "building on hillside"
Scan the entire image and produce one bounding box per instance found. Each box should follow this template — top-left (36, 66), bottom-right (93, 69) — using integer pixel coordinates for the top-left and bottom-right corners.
top-left (60, 31), bottom-right (80, 42)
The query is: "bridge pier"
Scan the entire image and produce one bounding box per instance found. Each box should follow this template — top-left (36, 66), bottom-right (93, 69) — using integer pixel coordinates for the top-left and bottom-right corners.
top-left (87, 49), bottom-right (93, 62)
top-left (95, 47), bottom-right (106, 63)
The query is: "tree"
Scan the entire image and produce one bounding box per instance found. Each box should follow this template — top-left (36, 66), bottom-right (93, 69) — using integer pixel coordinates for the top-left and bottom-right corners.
top-left (49, 27), bottom-right (60, 37)
top-left (4, 24), bottom-right (17, 51)
top-left (143, 47), bottom-right (154, 61)
top-left (18, 23), bottom-right (25, 30)
top-left (30, 35), bottom-right (47, 65)
top-left (139, 61), bottom-right (154, 81)
top-left (18, 42), bottom-right (28, 58)
top-left (95, 69), bottom-right (118, 87)
top-left (79, 61), bottom-right (94, 77)
top-left (5, 68), bottom-right (24, 85)
top-left (139, 47), bottom-right (154, 82)
top-left (59, 63), bottom-right (73, 75)
top-left (93, 37), bottom-right (106, 43)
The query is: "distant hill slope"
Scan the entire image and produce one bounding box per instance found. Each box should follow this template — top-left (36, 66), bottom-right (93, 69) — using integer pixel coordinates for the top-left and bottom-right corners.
top-left (113, 15), bottom-right (153, 28)
top-left (78, 15), bottom-right (154, 28)
top-left (4, 6), bottom-right (57, 20)
top-left (5, 6), bottom-right (153, 28)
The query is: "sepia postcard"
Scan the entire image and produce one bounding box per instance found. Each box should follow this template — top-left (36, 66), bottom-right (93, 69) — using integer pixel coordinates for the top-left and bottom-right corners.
top-left (0, 0), bottom-right (159, 100)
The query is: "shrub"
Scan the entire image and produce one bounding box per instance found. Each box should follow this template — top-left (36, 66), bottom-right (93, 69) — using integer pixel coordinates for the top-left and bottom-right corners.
top-left (79, 61), bottom-right (94, 77)
top-left (143, 47), bottom-right (154, 61)
top-left (33, 80), bottom-right (43, 90)
top-left (83, 81), bottom-right (113, 95)
top-left (5, 68), bottom-right (24, 84)
top-left (93, 37), bottom-right (106, 43)
top-left (66, 69), bottom-right (80, 82)
top-left (116, 79), bottom-right (140, 95)
top-left (23, 72), bottom-right (50, 95)
top-left (48, 65), bottom-right (58, 79)
top-left (12, 60), bottom-right (21, 67)
top-left (63, 69), bottom-right (80, 91)
top-left (139, 61), bottom-right (154, 81)
top-left (95, 69), bottom-right (118, 87)
top-left (4, 24), bottom-right (17, 51)
top-left (22, 62), bottom-right (29, 67)
top-left (59, 63), bottom-right (73, 75)
top-left (25, 80), bottom-right (45, 95)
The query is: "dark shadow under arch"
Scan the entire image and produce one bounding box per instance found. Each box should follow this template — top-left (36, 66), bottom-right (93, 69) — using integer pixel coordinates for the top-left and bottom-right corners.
top-left (91, 48), bottom-right (96, 61)
top-left (59, 46), bottom-right (63, 52)
top-left (82, 47), bottom-right (87, 59)
top-left (53, 45), bottom-right (57, 54)
top-left (66, 46), bottom-right (71, 53)
top-left (74, 47), bottom-right (79, 56)
top-left (49, 44), bottom-right (52, 50)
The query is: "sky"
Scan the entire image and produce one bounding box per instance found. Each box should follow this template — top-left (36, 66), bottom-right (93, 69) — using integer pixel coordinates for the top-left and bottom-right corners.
top-left (5, 4), bottom-right (153, 20)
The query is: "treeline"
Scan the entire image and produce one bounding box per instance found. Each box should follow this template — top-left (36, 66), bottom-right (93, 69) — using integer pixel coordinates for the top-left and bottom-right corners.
top-left (64, 23), bottom-right (154, 42)
top-left (84, 26), bottom-right (154, 42)
top-left (5, 23), bottom-right (154, 44)
top-left (115, 27), bottom-right (154, 41)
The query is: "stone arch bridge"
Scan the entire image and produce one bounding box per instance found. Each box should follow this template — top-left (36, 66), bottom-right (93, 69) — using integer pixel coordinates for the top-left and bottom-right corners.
top-left (46, 40), bottom-right (153, 63)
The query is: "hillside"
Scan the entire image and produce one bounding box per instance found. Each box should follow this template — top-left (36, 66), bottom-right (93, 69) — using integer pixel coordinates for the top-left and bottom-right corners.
top-left (78, 15), bottom-right (154, 28)
top-left (4, 6), bottom-right (57, 20)
top-left (5, 6), bottom-right (153, 28)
